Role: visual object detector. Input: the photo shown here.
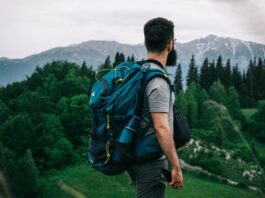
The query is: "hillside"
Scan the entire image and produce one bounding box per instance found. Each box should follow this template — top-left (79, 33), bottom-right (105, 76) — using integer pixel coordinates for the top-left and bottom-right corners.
top-left (42, 163), bottom-right (264, 198)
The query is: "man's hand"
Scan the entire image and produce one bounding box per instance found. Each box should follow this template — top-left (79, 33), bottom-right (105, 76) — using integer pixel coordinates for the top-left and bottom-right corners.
top-left (170, 165), bottom-right (183, 188)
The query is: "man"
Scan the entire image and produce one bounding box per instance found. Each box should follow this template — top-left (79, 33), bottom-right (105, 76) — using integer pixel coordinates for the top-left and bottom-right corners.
top-left (127, 17), bottom-right (183, 198)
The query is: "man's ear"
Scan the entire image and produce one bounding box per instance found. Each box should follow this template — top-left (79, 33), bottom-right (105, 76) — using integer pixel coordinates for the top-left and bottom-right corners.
top-left (167, 41), bottom-right (173, 52)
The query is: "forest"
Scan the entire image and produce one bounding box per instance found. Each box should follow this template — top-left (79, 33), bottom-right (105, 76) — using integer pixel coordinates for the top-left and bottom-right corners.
top-left (0, 52), bottom-right (265, 197)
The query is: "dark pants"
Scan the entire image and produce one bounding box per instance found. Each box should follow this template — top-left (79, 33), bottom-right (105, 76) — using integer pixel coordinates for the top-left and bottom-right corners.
top-left (127, 159), bottom-right (167, 198)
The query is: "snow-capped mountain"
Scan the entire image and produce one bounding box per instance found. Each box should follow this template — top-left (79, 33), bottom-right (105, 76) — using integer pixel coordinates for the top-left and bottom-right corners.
top-left (177, 34), bottom-right (265, 68)
top-left (1, 35), bottom-right (265, 86)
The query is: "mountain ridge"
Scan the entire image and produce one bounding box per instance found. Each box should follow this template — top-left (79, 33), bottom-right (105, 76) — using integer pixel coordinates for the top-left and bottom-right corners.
top-left (1, 34), bottom-right (265, 86)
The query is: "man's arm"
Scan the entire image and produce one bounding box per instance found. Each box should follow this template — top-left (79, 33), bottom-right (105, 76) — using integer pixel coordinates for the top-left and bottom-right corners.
top-left (151, 112), bottom-right (183, 188)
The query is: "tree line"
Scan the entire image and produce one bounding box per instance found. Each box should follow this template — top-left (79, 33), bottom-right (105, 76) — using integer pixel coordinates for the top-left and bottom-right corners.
top-left (174, 55), bottom-right (265, 108)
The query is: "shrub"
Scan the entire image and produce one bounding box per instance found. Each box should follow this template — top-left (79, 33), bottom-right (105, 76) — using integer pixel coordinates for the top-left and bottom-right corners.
top-left (1, 147), bottom-right (40, 198)
top-left (233, 146), bottom-right (253, 162)
top-left (190, 150), bottom-right (223, 175)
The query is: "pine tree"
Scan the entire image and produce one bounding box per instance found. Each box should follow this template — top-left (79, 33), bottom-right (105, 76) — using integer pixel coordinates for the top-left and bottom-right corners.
top-left (126, 54), bottom-right (135, 62)
top-left (209, 60), bottom-right (216, 87)
top-left (199, 58), bottom-right (210, 90)
top-left (80, 61), bottom-right (95, 81)
top-left (185, 87), bottom-right (198, 128)
top-left (240, 71), bottom-right (249, 108)
top-left (119, 53), bottom-right (125, 63)
top-left (253, 57), bottom-right (257, 66)
top-left (223, 59), bottom-right (232, 88)
top-left (97, 56), bottom-right (112, 77)
top-left (113, 52), bottom-right (121, 67)
top-left (209, 80), bottom-right (226, 105)
top-left (225, 86), bottom-right (244, 121)
top-left (256, 58), bottom-right (264, 100)
top-left (174, 64), bottom-right (183, 93)
top-left (232, 64), bottom-right (242, 91)
top-left (246, 60), bottom-right (255, 107)
top-left (131, 54), bottom-right (135, 62)
top-left (113, 52), bottom-right (125, 67)
top-left (212, 118), bottom-right (225, 146)
top-left (186, 96), bottom-right (198, 128)
top-left (1, 148), bottom-right (39, 198)
top-left (262, 59), bottom-right (265, 100)
top-left (216, 55), bottom-right (223, 76)
top-left (104, 56), bottom-right (112, 68)
top-left (81, 61), bottom-right (87, 72)
top-left (197, 88), bottom-right (209, 122)
top-left (186, 55), bottom-right (199, 86)
top-left (0, 99), bottom-right (10, 124)
top-left (113, 52), bottom-right (120, 67)
top-left (98, 56), bottom-right (112, 70)
top-left (216, 55), bottom-right (228, 87)
top-left (175, 90), bottom-right (188, 115)
top-left (16, 149), bottom-right (40, 197)
top-left (186, 82), bottom-right (200, 103)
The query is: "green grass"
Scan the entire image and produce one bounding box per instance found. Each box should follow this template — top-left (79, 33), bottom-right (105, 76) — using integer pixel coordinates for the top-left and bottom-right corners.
top-left (231, 108), bottom-right (265, 156)
top-left (241, 108), bottom-right (257, 120)
top-left (41, 163), bottom-right (264, 198)
top-left (237, 132), bottom-right (265, 154)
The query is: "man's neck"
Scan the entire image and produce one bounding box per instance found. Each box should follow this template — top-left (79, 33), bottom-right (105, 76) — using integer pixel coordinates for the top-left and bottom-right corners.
top-left (147, 52), bottom-right (167, 69)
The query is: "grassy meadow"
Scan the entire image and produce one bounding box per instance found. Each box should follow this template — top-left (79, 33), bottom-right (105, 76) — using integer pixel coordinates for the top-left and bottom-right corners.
top-left (41, 163), bottom-right (264, 198)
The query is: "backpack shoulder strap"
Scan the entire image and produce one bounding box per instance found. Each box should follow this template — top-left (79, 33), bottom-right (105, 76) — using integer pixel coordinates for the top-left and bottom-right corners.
top-left (136, 68), bottom-right (172, 116)
top-left (135, 69), bottom-right (174, 139)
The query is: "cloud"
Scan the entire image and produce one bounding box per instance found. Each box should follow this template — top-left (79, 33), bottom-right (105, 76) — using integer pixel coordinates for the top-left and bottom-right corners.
top-left (210, 0), bottom-right (265, 41)
top-left (0, 0), bottom-right (264, 58)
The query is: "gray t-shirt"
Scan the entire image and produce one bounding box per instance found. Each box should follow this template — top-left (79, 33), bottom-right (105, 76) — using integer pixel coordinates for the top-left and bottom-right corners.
top-left (139, 63), bottom-right (175, 159)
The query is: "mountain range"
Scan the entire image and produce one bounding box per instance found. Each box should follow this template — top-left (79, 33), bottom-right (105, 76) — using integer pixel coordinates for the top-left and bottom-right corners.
top-left (1, 34), bottom-right (265, 86)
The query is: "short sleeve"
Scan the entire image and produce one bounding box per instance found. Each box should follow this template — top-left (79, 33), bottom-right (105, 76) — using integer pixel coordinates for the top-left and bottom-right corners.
top-left (145, 77), bottom-right (170, 113)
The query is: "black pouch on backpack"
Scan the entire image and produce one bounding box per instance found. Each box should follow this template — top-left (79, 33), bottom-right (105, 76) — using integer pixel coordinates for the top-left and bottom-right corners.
top-left (173, 104), bottom-right (191, 149)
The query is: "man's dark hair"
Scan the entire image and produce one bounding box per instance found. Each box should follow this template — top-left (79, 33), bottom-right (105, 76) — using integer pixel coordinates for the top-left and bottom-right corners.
top-left (144, 17), bottom-right (174, 53)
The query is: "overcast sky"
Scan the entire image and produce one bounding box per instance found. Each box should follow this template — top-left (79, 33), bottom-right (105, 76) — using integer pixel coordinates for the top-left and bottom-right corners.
top-left (0, 0), bottom-right (264, 58)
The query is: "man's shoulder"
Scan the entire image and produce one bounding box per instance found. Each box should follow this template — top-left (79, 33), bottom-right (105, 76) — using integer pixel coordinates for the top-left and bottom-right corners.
top-left (145, 77), bottom-right (170, 94)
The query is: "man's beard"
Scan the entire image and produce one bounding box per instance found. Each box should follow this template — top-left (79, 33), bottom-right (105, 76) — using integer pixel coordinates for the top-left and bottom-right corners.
top-left (166, 48), bottom-right (177, 67)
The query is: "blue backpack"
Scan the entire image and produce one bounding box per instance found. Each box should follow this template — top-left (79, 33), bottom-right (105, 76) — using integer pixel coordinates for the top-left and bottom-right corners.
top-left (88, 60), bottom-right (171, 175)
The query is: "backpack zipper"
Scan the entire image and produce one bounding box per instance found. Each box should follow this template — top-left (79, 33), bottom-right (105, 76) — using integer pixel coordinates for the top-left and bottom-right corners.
top-left (106, 114), bottom-right (111, 130)
top-left (104, 114), bottom-right (111, 164)
top-left (104, 141), bottom-right (111, 164)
